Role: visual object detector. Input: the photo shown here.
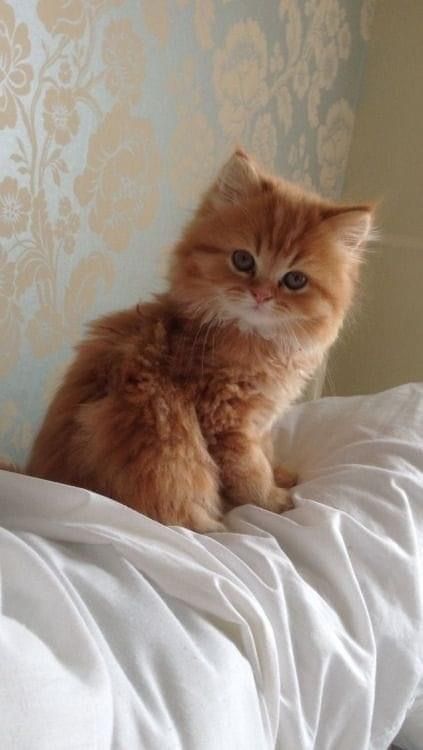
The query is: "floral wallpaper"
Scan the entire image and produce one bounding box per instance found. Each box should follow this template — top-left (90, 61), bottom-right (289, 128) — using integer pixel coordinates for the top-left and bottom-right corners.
top-left (0, 0), bottom-right (375, 463)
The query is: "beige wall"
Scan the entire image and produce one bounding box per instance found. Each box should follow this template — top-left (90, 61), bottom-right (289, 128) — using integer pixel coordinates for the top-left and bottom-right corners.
top-left (325, 0), bottom-right (423, 396)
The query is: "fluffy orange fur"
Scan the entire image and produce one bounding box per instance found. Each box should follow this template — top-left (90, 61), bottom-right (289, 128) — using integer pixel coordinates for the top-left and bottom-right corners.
top-left (27, 150), bottom-right (373, 531)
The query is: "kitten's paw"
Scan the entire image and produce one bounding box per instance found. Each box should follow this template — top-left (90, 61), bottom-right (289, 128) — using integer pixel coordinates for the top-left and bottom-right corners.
top-left (194, 516), bottom-right (225, 533)
top-left (189, 505), bottom-right (225, 533)
top-left (265, 486), bottom-right (294, 513)
top-left (0, 459), bottom-right (20, 473)
top-left (273, 465), bottom-right (298, 489)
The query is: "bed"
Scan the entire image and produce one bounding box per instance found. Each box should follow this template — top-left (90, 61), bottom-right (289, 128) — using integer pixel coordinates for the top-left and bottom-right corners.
top-left (1, 383), bottom-right (422, 749)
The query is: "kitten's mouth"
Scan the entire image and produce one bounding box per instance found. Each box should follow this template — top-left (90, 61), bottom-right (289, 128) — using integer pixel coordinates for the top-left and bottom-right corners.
top-left (220, 296), bottom-right (279, 335)
top-left (251, 301), bottom-right (270, 312)
top-left (247, 298), bottom-right (276, 317)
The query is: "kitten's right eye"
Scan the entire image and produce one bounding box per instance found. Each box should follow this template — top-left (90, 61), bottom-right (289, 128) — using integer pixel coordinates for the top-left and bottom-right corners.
top-left (232, 250), bottom-right (255, 273)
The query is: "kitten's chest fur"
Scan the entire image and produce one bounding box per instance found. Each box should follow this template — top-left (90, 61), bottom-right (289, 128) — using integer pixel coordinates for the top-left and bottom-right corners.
top-left (82, 303), bottom-right (319, 442)
top-left (166, 316), bottom-right (318, 440)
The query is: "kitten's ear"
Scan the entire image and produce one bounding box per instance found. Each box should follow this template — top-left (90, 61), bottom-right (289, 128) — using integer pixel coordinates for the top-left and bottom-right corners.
top-left (321, 205), bottom-right (374, 255)
top-left (208, 149), bottom-right (260, 208)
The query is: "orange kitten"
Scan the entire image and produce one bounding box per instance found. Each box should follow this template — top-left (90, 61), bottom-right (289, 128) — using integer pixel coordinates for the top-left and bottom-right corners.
top-left (27, 150), bottom-right (372, 531)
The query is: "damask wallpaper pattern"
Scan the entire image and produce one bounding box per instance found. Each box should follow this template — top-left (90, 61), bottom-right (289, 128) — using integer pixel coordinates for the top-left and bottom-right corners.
top-left (0, 0), bottom-right (375, 462)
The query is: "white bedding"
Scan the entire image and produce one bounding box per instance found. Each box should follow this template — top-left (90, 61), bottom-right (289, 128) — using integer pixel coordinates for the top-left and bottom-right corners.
top-left (1, 383), bottom-right (423, 750)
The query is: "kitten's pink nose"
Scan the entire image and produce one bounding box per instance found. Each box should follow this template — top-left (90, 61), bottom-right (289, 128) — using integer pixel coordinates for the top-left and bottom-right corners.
top-left (250, 287), bottom-right (273, 304)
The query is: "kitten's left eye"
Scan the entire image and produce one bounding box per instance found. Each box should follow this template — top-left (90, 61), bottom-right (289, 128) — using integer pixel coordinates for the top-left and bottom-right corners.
top-left (280, 271), bottom-right (308, 290)
top-left (232, 250), bottom-right (255, 273)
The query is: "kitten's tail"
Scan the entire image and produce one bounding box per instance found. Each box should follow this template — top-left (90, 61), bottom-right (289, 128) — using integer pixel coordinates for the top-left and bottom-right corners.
top-left (0, 459), bottom-right (22, 473)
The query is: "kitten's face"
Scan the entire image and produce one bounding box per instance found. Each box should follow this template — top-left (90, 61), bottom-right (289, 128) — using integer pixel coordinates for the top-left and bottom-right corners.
top-left (170, 151), bottom-right (372, 351)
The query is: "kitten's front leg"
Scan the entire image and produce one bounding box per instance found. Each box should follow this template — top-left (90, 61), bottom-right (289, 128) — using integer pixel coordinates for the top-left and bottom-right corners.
top-left (212, 432), bottom-right (294, 513)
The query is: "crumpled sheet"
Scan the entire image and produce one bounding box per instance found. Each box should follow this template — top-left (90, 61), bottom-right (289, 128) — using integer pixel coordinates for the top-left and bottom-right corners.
top-left (1, 383), bottom-right (422, 749)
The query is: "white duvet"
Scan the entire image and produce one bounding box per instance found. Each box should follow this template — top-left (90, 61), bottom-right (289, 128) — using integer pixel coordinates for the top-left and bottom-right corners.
top-left (1, 383), bottom-right (423, 750)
